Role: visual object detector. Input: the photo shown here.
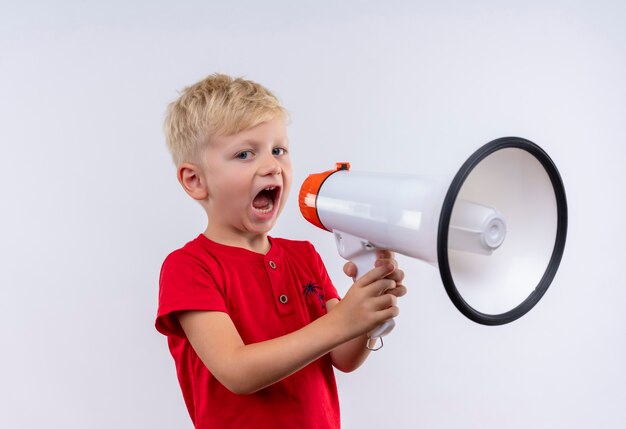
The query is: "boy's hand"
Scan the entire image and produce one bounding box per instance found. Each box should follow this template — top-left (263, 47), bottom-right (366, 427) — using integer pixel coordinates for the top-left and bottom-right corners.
top-left (343, 250), bottom-right (407, 299)
top-left (331, 251), bottom-right (407, 339)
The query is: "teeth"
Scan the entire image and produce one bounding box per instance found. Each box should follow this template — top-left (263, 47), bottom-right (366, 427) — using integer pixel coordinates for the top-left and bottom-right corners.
top-left (252, 186), bottom-right (278, 215)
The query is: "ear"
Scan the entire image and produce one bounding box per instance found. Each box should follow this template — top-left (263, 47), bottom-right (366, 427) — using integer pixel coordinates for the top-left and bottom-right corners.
top-left (177, 162), bottom-right (209, 201)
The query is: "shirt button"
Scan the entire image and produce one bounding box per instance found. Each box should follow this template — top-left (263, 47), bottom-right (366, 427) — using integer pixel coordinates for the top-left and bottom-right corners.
top-left (269, 260), bottom-right (277, 269)
top-left (279, 294), bottom-right (288, 304)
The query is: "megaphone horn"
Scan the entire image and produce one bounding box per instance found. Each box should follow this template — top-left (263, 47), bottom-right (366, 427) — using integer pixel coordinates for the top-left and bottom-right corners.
top-left (299, 137), bottom-right (568, 340)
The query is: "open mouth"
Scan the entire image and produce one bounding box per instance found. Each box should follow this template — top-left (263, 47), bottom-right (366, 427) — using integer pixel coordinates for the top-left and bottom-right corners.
top-left (252, 186), bottom-right (281, 215)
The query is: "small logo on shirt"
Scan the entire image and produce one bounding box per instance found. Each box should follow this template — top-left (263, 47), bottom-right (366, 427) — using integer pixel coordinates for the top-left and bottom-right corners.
top-left (302, 281), bottom-right (325, 310)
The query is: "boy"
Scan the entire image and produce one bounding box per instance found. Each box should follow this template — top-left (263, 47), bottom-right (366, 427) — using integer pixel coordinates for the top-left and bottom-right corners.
top-left (155, 74), bottom-right (406, 428)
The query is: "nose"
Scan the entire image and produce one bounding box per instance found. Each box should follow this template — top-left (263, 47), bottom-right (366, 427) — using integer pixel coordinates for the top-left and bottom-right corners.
top-left (259, 152), bottom-right (282, 176)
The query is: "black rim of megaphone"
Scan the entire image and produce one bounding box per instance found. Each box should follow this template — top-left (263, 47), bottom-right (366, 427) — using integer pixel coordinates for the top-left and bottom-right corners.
top-left (437, 136), bottom-right (568, 325)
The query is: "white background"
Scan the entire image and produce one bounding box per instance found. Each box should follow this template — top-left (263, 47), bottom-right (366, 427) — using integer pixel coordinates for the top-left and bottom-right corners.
top-left (1, 1), bottom-right (625, 428)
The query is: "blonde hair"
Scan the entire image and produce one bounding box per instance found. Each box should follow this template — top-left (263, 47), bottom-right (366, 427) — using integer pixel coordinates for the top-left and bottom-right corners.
top-left (164, 73), bottom-right (285, 166)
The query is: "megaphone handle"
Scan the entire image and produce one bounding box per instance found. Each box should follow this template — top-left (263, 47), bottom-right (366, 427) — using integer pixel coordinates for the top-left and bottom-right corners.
top-left (342, 247), bottom-right (396, 350)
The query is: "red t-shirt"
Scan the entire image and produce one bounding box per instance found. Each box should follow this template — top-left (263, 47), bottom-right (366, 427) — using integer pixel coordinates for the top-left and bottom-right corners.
top-left (156, 235), bottom-right (341, 428)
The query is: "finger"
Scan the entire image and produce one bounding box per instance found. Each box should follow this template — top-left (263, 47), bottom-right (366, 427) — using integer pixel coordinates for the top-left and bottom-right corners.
top-left (385, 284), bottom-right (407, 298)
top-left (375, 257), bottom-right (397, 270)
top-left (354, 263), bottom-right (396, 289)
top-left (370, 294), bottom-right (399, 315)
top-left (375, 293), bottom-right (398, 308)
top-left (343, 261), bottom-right (357, 279)
top-left (380, 305), bottom-right (400, 320)
top-left (368, 278), bottom-right (397, 297)
top-left (385, 268), bottom-right (404, 283)
top-left (376, 249), bottom-right (395, 261)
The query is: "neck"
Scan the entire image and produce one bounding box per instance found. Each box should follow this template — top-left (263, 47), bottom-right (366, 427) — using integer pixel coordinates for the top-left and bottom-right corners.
top-left (203, 227), bottom-right (271, 254)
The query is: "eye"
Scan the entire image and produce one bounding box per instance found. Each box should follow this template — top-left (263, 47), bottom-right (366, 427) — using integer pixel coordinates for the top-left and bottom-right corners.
top-left (272, 147), bottom-right (287, 156)
top-left (235, 150), bottom-right (253, 160)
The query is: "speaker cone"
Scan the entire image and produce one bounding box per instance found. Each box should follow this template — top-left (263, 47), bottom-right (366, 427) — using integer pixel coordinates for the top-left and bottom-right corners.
top-left (438, 137), bottom-right (568, 325)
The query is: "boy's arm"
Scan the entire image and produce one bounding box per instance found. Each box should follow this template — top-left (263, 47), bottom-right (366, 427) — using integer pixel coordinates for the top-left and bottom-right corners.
top-left (328, 252), bottom-right (407, 372)
top-left (178, 262), bottom-right (398, 395)
top-left (326, 298), bottom-right (371, 371)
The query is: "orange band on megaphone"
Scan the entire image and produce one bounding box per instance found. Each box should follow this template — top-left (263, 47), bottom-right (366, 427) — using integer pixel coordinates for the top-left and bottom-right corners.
top-left (298, 162), bottom-right (350, 231)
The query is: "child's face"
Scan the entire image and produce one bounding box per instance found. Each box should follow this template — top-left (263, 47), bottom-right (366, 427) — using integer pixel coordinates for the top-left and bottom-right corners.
top-left (200, 115), bottom-right (292, 242)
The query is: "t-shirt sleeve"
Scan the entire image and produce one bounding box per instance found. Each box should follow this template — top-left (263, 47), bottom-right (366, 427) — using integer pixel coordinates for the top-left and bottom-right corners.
top-left (155, 250), bottom-right (227, 337)
top-left (307, 242), bottom-right (341, 302)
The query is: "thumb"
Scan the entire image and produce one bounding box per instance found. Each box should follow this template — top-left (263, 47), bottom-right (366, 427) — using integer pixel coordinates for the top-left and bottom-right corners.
top-left (343, 261), bottom-right (357, 280)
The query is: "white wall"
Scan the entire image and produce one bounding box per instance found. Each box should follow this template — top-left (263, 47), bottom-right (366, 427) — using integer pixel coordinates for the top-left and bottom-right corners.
top-left (1, 1), bottom-right (625, 428)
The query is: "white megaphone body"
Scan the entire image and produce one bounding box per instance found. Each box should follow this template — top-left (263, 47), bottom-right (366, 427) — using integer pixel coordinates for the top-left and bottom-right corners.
top-left (299, 137), bottom-right (567, 347)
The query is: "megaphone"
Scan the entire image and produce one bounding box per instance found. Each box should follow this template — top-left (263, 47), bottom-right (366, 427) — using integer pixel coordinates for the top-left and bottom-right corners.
top-left (299, 137), bottom-right (567, 346)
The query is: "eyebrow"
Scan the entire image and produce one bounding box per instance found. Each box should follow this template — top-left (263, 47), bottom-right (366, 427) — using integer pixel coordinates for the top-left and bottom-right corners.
top-left (236, 138), bottom-right (289, 147)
